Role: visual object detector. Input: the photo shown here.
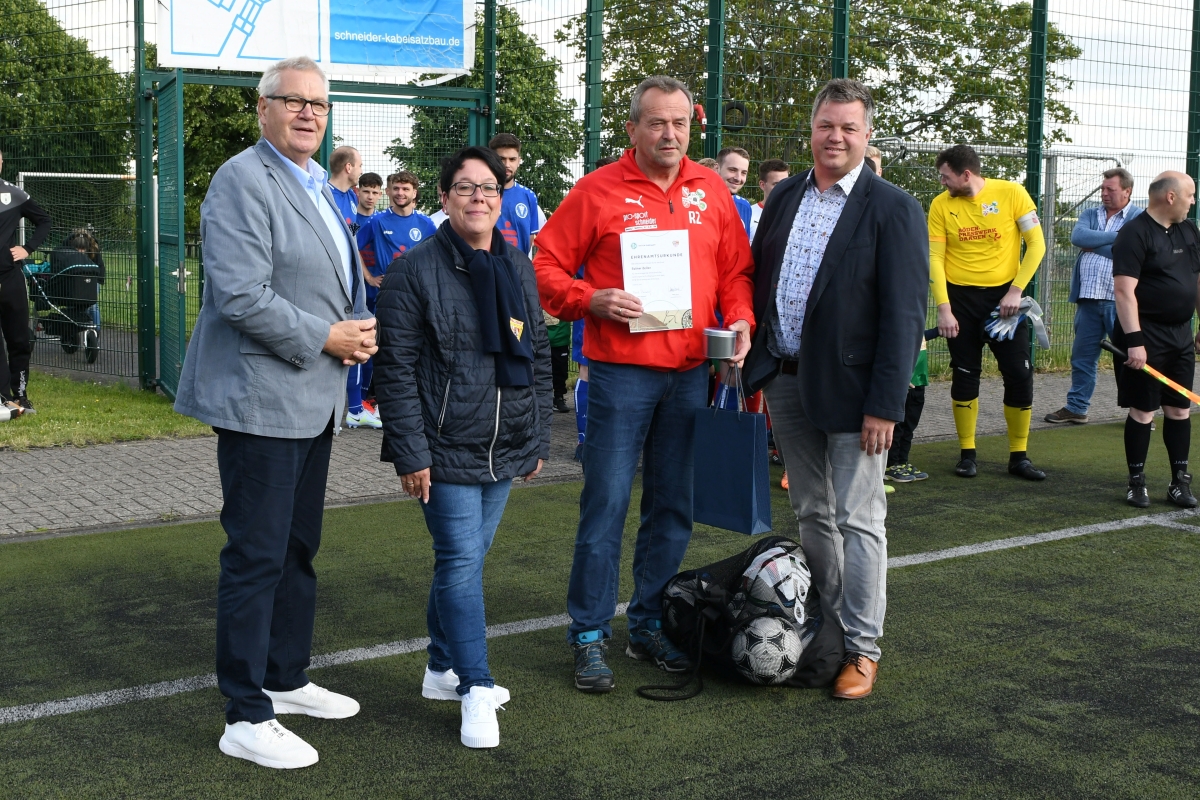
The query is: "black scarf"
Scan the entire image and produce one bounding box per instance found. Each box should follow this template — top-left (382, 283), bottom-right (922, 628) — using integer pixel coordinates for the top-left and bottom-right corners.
top-left (445, 225), bottom-right (534, 387)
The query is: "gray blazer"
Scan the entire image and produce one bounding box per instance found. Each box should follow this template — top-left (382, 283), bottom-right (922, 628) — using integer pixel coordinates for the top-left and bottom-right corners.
top-left (174, 139), bottom-right (367, 438)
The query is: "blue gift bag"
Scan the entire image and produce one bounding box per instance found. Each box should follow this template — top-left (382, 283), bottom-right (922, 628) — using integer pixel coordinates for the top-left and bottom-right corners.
top-left (692, 370), bottom-right (772, 535)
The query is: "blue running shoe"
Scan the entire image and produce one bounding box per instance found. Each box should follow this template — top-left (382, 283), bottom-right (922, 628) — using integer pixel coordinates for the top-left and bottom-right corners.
top-left (572, 630), bottom-right (614, 693)
top-left (627, 620), bottom-right (692, 673)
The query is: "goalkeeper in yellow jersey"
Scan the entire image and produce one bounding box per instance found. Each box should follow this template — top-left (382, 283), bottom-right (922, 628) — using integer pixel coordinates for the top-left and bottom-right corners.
top-left (930, 145), bottom-right (1048, 480)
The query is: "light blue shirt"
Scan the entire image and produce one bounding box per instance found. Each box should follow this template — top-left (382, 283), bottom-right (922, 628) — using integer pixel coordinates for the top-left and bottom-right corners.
top-left (265, 139), bottom-right (353, 292)
top-left (1077, 203), bottom-right (1134, 301)
top-left (769, 162), bottom-right (863, 359)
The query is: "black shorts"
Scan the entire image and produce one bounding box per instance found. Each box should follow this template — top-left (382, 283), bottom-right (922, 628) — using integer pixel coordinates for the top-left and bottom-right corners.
top-left (1114, 320), bottom-right (1196, 411)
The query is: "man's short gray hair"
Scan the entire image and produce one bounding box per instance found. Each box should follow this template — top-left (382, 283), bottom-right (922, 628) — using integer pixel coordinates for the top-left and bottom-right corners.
top-left (810, 78), bottom-right (875, 130)
top-left (629, 76), bottom-right (694, 124)
top-left (1148, 173), bottom-right (1181, 201)
top-left (258, 56), bottom-right (329, 98)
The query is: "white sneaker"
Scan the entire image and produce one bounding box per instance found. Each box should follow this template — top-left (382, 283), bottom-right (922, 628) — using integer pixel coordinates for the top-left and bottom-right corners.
top-left (422, 667), bottom-right (510, 704)
top-left (346, 409), bottom-right (382, 429)
top-left (460, 685), bottom-right (505, 748)
top-left (263, 682), bottom-right (360, 719)
top-left (218, 719), bottom-right (318, 769)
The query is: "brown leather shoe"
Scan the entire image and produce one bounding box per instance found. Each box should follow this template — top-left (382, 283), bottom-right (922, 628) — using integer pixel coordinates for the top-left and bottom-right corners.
top-left (832, 653), bottom-right (878, 699)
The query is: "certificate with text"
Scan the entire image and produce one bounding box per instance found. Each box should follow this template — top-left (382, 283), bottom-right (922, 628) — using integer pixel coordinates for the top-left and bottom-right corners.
top-left (619, 230), bottom-right (693, 333)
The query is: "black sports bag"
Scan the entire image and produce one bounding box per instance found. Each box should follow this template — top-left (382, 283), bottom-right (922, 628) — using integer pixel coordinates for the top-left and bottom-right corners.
top-left (639, 536), bottom-right (845, 700)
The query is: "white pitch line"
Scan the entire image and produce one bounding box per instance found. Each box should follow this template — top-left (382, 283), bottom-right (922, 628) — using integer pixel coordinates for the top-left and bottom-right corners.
top-left (5, 508), bottom-right (1200, 726)
top-left (0, 604), bottom-right (626, 726)
top-left (887, 508), bottom-right (1200, 568)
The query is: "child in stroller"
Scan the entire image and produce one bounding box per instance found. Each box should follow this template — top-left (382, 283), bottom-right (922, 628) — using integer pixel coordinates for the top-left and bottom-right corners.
top-left (30, 229), bottom-right (104, 363)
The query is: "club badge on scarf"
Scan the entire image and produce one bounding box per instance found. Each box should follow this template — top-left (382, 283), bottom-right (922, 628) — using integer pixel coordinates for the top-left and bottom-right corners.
top-left (510, 317), bottom-right (525, 341)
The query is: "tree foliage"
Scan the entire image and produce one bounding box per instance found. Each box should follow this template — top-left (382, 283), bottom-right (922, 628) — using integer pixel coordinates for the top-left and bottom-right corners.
top-left (0, 0), bottom-right (133, 179)
top-left (559, 0), bottom-right (1080, 197)
top-left (146, 45), bottom-right (261, 232)
top-left (386, 5), bottom-right (581, 211)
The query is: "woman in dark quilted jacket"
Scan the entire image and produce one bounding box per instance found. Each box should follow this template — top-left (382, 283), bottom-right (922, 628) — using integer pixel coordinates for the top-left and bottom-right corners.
top-left (373, 146), bottom-right (552, 750)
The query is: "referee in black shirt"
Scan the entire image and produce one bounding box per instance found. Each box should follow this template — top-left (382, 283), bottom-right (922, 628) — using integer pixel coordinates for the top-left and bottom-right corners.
top-left (1112, 170), bottom-right (1200, 508)
top-left (0, 149), bottom-right (52, 413)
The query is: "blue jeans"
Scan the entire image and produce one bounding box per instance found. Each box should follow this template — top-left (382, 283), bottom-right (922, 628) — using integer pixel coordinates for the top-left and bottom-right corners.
top-left (421, 479), bottom-right (512, 695)
top-left (567, 360), bottom-right (708, 639)
top-left (1066, 299), bottom-right (1117, 415)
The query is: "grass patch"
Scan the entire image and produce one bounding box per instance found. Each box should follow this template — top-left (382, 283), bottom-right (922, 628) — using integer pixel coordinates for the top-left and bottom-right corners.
top-left (2, 423), bottom-right (1199, 796)
top-left (0, 370), bottom-right (210, 450)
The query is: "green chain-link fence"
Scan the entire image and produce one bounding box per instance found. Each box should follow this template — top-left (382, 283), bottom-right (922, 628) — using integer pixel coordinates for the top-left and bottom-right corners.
top-left (3, 0), bottom-right (1198, 387)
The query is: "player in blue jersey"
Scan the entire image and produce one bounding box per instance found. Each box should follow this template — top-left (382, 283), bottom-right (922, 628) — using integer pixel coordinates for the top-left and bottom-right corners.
top-left (353, 172), bottom-right (382, 235)
top-left (489, 133), bottom-right (540, 254)
top-left (348, 170), bottom-right (437, 428)
top-left (717, 146), bottom-right (753, 238)
top-left (328, 146), bottom-right (361, 228)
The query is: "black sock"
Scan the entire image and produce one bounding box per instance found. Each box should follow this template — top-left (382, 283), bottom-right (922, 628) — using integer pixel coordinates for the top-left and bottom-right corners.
top-left (960, 448), bottom-right (977, 463)
top-left (1125, 417), bottom-right (1152, 476)
top-left (1163, 416), bottom-right (1191, 477)
top-left (1009, 450), bottom-right (1027, 465)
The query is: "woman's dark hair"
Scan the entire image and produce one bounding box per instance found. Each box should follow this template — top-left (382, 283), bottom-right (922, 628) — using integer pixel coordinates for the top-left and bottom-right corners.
top-left (438, 146), bottom-right (507, 196)
top-left (65, 228), bottom-right (99, 258)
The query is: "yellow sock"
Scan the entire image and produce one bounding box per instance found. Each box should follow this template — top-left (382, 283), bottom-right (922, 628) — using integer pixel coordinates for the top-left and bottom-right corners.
top-left (952, 398), bottom-right (979, 450)
top-left (1004, 404), bottom-right (1032, 452)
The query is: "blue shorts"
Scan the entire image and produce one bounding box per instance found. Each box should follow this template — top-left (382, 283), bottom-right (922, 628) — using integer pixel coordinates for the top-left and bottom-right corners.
top-left (572, 319), bottom-right (587, 365)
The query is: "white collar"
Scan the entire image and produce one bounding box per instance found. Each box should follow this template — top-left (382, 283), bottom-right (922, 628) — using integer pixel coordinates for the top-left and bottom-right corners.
top-left (808, 160), bottom-right (864, 196)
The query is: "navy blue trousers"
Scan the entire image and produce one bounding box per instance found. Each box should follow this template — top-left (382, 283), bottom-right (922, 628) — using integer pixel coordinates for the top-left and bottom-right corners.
top-left (214, 422), bottom-right (332, 724)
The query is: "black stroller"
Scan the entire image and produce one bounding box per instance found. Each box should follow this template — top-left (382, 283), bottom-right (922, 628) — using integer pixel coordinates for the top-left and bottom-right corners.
top-left (26, 249), bottom-right (102, 364)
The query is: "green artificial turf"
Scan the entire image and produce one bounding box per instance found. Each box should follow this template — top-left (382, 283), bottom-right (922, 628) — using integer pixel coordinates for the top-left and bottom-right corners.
top-left (2, 423), bottom-right (1198, 797)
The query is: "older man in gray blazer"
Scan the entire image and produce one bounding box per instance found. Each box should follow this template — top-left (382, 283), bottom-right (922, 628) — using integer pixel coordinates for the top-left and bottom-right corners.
top-left (175, 55), bottom-right (376, 770)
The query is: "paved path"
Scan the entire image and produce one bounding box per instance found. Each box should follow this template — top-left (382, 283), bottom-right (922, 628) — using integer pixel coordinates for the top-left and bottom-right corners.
top-left (0, 372), bottom-right (1127, 539)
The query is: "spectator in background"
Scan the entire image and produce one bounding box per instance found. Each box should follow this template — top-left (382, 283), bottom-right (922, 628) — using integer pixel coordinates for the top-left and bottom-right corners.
top-left (750, 158), bottom-right (789, 243)
top-left (0, 148), bottom-right (52, 414)
top-left (50, 229), bottom-right (105, 332)
top-left (1045, 168), bottom-right (1142, 425)
top-left (353, 172), bottom-right (383, 234)
top-left (717, 146), bottom-right (754, 236)
top-left (547, 312), bottom-right (571, 412)
top-left (328, 146), bottom-right (362, 226)
top-left (696, 157), bottom-right (719, 170)
top-left (352, 171), bottom-right (437, 428)
top-left (489, 133), bottom-right (540, 254)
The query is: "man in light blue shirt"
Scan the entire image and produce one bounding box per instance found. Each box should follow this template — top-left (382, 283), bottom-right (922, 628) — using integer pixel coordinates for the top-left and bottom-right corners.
top-left (1046, 167), bottom-right (1142, 424)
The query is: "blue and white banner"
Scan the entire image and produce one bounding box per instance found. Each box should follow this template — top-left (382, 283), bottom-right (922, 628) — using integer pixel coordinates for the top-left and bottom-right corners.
top-left (158, 0), bottom-right (475, 76)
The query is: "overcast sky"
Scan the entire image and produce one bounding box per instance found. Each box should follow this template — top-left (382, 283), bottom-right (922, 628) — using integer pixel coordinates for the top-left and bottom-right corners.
top-left (43, 0), bottom-right (1195, 202)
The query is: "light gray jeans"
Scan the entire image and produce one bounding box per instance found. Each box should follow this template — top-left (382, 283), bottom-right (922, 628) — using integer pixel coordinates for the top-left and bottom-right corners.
top-left (764, 373), bottom-right (888, 660)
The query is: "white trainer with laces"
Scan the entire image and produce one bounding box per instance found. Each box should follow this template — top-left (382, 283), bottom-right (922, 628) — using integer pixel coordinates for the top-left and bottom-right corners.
top-left (218, 719), bottom-right (318, 769)
top-left (263, 682), bottom-right (360, 719)
top-left (346, 408), bottom-right (382, 429)
top-left (460, 685), bottom-right (505, 748)
top-left (422, 667), bottom-right (510, 704)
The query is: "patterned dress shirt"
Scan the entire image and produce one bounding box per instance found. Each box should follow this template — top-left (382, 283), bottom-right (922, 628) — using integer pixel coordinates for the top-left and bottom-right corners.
top-left (1078, 204), bottom-right (1134, 301)
top-left (769, 161), bottom-right (863, 358)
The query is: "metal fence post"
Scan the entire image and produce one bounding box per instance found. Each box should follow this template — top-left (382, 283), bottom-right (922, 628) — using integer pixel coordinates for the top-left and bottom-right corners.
top-left (583, 0), bottom-right (604, 171)
top-left (703, 0), bottom-right (725, 159)
top-left (832, 0), bottom-right (849, 79)
top-left (483, 0), bottom-right (498, 143)
top-left (1025, 0), bottom-right (1048, 364)
top-left (1188, 0), bottom-right (1200, 222)
top-left (134, 0), bottom-right (156, 390)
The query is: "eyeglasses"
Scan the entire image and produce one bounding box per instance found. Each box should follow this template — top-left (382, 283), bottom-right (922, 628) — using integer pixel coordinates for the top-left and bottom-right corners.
top-left (449, 181), bottom-right (501, 197)
top-left (266, 95), bottom-right (332, 116)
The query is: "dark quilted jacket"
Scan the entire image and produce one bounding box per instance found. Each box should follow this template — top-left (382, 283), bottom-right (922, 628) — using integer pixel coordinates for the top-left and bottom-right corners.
top-left (374, 224), bottom-right (552, 484)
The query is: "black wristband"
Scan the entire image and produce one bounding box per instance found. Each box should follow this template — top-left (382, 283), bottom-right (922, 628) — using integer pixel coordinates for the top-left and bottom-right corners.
top-left (1124, 330), bottom-right (1145, 348)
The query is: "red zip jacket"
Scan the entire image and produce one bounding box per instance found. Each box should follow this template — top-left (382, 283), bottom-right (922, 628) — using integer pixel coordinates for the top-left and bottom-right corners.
top-left (534, 150), bottom-right (755, 372)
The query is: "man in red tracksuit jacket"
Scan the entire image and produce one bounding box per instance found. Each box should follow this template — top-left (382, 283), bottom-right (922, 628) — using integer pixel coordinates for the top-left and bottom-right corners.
top-left (534, 75), bottom-right (755, 693)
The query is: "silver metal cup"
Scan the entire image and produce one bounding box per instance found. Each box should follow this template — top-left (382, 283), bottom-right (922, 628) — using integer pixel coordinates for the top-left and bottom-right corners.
top-left (704, 327), bottom-right (737, 360)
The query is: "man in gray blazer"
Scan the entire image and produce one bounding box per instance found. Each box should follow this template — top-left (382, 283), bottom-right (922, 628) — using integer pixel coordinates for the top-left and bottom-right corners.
top-left (174, 55), bottom-right (377, 770)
